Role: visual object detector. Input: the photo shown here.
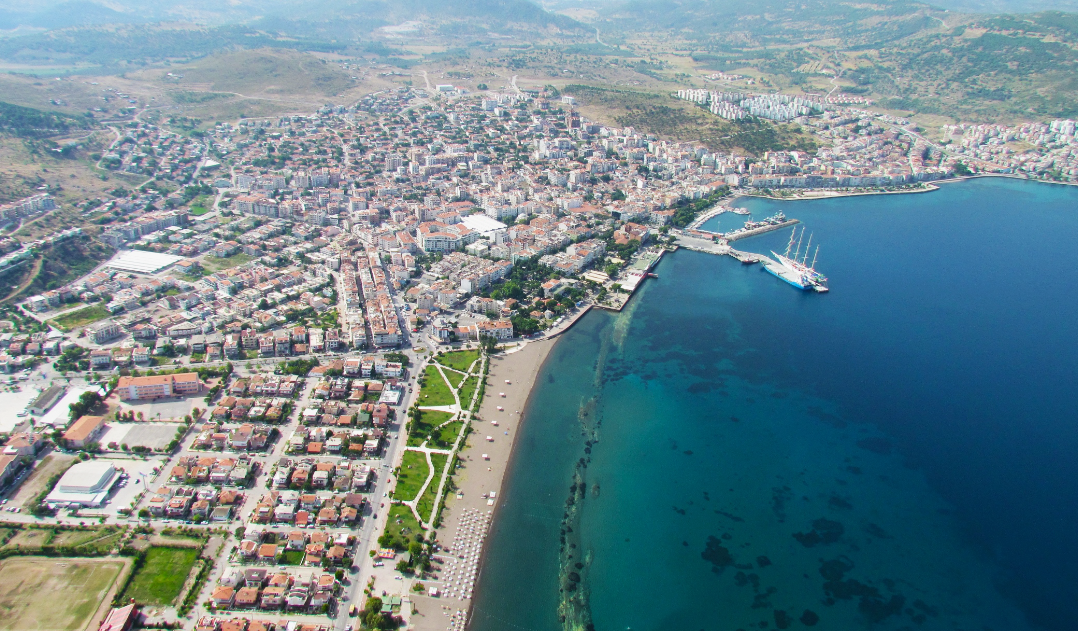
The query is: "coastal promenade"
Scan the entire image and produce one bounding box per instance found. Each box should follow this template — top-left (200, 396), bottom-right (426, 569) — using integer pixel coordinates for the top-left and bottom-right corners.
top-left (408, 339), bottom-right (557, 631)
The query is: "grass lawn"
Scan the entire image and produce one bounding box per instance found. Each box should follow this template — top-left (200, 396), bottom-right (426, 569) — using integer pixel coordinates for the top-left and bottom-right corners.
top-left (380, 503), bottom-right (423, 550)
top-left (437, 349), bottom-right (480, 373)
top-left (416, 365), bottom-right (455, 407)
top-left (0, 556), bottom-right (125, 631)
top-left (458, 375), bottom-right (481, 409)
top-left (122, 546), bottom-right (200, 606)
top-left (47, 304), bottom-right (110, 332)
top-left (280, 549), bottom-right (304, 565)
top-left (406, 410), bottom-right (454, 447)
top-left (443, 368), bottom-right (468, 389)
top-left (201, 253), bottom-right (255, 273)
top-left (188, 195), bottom-right (214, 215)
top-left (392, 450), bottom-right (431, 502)
top-left (430, 421), bottom-right (463, 450)
top-left (416, 452), bottom-right (449, 523)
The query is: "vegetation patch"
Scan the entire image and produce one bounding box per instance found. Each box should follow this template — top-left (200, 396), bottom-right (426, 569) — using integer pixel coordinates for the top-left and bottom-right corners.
top-left (378, 503), bottom-right (424, 551)
top-left (406, 409), bottom-right (454, 447)
top-left (436, 349), bottom-right (480, 373)
top-left (458, 374), bottom-right (481, 409)
top-left (121, 546), bottom-right (200, 606)
top-left (47, 304), bottom-right (110, 332)
top-left (416, 452), bottom-right (449, 522)
top-left (0, 101), bottom-right (93, 138)
top-left (430, 421), bottom-right (463, 451)
top-left (392, 450), bottom-right (431, 502)
top-left (416, 365), bottom-right (456, 407)
top-left (200, 253), bottom-right (255, 272)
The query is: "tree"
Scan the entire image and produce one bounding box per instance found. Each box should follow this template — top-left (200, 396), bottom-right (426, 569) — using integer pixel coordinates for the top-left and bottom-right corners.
top-left (478, 334), bottom-right (499, 355)
top-left (68, 390), bottom-right (102, 420)
top-left (361, 597), bottom-right (397, 630)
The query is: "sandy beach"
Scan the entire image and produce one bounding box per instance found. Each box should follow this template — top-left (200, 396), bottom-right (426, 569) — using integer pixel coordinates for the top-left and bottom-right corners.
top-left (408, 337), bottom-right (557, 631)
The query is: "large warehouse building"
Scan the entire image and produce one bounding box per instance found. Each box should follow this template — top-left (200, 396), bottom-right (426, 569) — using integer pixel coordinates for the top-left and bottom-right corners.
top-left (45, 461), bottom-right (119, 508)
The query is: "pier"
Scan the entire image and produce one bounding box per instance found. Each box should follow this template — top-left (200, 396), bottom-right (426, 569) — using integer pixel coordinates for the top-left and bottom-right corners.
top-left (725, 219), bottom-right (800, 242)
top-left (686, 206), bottom-right (728, 230)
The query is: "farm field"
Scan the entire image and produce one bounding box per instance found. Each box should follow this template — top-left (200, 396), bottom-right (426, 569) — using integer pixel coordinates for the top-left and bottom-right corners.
top-left (0, 556), bottom-right (126, 631)
top-left (121, 546), bottom-right (200, 606)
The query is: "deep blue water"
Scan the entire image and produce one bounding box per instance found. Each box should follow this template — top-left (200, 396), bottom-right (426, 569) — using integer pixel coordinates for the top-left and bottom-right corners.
top-left (470, 178), bottom-right (1078, 631)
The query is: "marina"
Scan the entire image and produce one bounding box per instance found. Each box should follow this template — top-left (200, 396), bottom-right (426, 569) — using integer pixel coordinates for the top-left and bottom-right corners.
top-left (674, 212), bottom-right (827, 292)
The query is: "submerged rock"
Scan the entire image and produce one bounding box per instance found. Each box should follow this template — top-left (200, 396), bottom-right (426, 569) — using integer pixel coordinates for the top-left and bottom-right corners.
top-left (701, 535), bottom-right (734, 572)
top-left (793, 519), bottom-right (844, 547)
top-left (800, 610), bottom-right (820, 626)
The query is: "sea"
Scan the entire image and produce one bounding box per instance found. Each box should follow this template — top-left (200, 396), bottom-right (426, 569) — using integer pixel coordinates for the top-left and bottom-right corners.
top-left (468, 178), bottom-right (1078, 631)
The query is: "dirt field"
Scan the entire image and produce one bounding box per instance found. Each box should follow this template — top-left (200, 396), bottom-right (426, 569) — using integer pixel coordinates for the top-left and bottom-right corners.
top-left (10, 453), bottom-right (76, 509)
top-left (0, 556), bottom-right (127, 631)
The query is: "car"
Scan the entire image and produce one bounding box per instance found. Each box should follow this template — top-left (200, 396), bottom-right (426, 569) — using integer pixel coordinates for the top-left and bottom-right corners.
top-left (373, 561), bottom-right (384, 567)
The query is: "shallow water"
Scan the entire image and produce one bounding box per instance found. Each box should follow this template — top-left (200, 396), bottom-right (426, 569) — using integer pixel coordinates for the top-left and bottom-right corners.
top-left (471, 178), bottom-right (1078, 631)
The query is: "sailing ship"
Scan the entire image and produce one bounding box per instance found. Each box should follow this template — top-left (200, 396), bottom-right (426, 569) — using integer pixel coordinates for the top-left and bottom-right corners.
top-left (765, 227), bottom-right (829, 292)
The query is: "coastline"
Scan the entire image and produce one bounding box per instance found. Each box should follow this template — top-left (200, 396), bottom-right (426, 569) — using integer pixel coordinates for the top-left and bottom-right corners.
top-left (736, 173), bottom-right (1078, 204)
top-left (408, 336), bottom-right (560, 630)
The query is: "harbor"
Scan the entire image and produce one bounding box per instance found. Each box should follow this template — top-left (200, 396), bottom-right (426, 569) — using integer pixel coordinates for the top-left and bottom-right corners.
top-left (674, 211), bottom-right (829, 293)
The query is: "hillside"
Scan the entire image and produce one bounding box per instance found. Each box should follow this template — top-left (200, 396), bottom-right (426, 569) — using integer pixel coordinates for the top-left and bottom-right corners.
top-left (164, 49), bottom-right (359, 98)
top-left (0, 102), bottom-right (94, 139)
top-left (0, 236), bottom-right (111, 304)
top-left (564, 84), bottom-right (818, 155)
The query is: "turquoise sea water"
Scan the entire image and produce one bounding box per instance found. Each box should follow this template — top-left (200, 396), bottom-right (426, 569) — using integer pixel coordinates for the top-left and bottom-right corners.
top-left (470, 178), bottom-right (1078, 631)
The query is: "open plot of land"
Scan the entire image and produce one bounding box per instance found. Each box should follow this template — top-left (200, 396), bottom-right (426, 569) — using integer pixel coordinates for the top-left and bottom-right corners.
top-left (199, 253), bottom-right (255, 273)
top-left (407, 410), bottom-right (454, 448)
top-left (47, 304), bottom-right (111, 332)
top-left (393, 450), bottom-right (431, 502)
top-left (122, 546), bottom-right (200, 606)
top-left (436, 350), bottom-right (480, 373)
top-left (4, 528), bottom-right (53, 550)
top-left (114, 395), bottom-right (197, 422)
top-left (51, 527), bottom-right (124, 553)
top-left (416, 365), bottom-right (455, 407)
top-left (9, 453), bottom-right (76, 509)
top-left (99, 422), bottom-right (180, 451)
top-left (0, 556), bottom-right (126, 631)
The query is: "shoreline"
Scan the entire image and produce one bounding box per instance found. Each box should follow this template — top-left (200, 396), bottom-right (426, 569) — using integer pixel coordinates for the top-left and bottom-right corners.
top-left (408, 336), bottom-right (560, 630)
top-left (735, 173), bottom-right (1078, 205)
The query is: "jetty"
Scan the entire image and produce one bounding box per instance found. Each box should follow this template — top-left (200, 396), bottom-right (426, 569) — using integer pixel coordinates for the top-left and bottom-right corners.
top-left (725, 218), bottom-right (800, 242)
top-left (686, 206), bottom-right (728, 230)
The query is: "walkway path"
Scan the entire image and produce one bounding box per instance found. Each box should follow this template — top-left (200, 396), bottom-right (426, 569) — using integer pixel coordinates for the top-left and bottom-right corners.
top-left (398, 354), bottom-right (488, 527)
